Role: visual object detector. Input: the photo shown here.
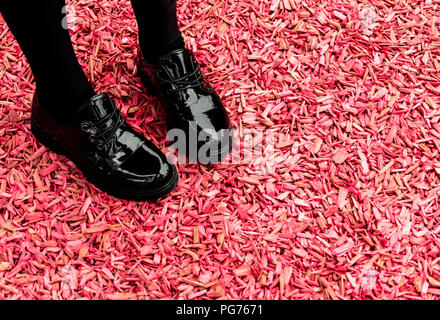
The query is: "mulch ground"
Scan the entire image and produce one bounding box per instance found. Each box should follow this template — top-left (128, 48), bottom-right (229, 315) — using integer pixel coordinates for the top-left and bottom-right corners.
top-left (1, 0), bottom-right (440, 299)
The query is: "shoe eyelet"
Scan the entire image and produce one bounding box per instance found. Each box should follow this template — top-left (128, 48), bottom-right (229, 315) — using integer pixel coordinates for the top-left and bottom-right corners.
top-left (96, 143), bottom-right (105, 151)
top-left (89, 135), bottom-right (96, 143)
top-left (80, 123), bottom-right (89, 132)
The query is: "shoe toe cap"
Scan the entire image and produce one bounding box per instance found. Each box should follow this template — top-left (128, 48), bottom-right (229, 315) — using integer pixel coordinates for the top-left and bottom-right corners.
top-left (117, 142), bottom-right (178, 191)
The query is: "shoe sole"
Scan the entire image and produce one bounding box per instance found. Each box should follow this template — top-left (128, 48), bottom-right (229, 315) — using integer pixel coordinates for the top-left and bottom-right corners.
top-left (30, 119), bottom-right (179, 201)
top-left (137, 64), bottom-right (234, 164)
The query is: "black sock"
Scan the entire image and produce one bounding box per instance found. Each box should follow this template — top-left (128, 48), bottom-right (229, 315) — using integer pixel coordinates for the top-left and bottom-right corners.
top-left (130, 0), bottom-right (185, 64)
top-left (0, 0), bottom-right (95, 120)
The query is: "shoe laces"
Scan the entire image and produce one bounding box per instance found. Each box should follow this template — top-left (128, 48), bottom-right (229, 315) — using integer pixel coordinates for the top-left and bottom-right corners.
top-left (157, 60), bottom-right (205, 93)
top-left (81, 101), bottom-right (124, 150)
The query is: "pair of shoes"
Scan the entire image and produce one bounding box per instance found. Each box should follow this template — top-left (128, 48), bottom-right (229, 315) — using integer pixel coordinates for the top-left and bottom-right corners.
top-left (30, 48), bottom-right (232, 201)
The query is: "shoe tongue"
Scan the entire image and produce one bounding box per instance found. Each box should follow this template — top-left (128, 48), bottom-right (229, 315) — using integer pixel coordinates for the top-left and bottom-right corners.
top-left (78, 93), bottom-right (114, 122)
top-left (158, 49), bottom-right (196, 80)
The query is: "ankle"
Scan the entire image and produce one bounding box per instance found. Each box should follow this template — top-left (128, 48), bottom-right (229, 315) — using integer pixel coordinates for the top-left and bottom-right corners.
top-left (140, 35), bottom-right (185, 64)
top-left (35, 85), bottom-right (95, 124)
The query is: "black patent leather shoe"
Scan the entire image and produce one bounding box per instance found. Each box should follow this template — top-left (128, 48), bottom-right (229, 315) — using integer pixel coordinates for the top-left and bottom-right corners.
top-left (137, 48), bottom-right (234, 163)
top-left (30, 93), bottom-right (178, 201)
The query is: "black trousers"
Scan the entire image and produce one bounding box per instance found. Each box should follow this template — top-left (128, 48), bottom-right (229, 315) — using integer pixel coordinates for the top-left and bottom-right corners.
top-left (0, 0), bottom-right (183, 118)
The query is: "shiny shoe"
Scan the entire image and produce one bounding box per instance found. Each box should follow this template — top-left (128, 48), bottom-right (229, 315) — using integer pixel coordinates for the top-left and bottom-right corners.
top-left (137, 48), bottom-right (234, 163)
top-left (30, 93), bottom-right (178, 201)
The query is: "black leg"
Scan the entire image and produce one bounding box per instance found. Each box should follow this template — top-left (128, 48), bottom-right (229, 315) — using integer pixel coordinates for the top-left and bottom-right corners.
top-left (0, 0), bottom-right (94, 120)
top-left (130, 0), bottom-right (185, 64)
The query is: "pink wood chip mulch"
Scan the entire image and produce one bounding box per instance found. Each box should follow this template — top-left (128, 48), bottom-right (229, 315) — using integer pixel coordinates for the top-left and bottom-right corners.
top-left (1, 0), bottom-right (440, 300)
